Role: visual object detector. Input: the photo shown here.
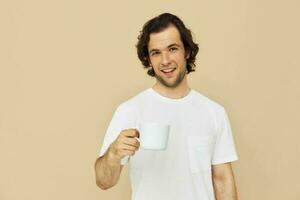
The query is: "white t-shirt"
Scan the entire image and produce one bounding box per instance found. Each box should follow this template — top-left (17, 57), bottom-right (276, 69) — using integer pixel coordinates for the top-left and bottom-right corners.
top-left (99, 88), bottom-right (238, 200)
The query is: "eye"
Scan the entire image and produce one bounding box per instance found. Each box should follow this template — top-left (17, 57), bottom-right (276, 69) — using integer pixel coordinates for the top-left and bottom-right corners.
top-left (151, 51), bottom-right (160, 56)
top-left (169, 47), bottom-right (178, 52)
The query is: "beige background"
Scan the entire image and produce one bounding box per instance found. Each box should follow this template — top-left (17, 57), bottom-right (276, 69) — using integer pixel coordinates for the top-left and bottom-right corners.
top-left (1, 0), bottom-right (299, 199)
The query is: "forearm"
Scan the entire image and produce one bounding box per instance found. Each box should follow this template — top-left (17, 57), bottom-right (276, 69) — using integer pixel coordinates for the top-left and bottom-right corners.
top-left (94, 148), bottom-right (122, 190)
top-left (212, 174), bottom-right (238, 200)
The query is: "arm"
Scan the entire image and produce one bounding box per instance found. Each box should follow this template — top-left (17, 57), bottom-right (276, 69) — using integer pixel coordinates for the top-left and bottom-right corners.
top-left (94, 129), bottom-right (140, 190)
top-left (94, 147), bottom-right (124, 190)
top-left (212, 162), bottom-right (238, 200)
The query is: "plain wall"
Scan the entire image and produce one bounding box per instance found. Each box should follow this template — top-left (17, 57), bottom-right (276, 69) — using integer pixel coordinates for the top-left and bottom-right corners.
top-left (1, 0), bottom-right (299, 199)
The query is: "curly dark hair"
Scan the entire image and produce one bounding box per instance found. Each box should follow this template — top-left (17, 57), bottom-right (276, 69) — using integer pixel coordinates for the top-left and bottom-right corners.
top-left (136, 13), bottom-right (199, 77)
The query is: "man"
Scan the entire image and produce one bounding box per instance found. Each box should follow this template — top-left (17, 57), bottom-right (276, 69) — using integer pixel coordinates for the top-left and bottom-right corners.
top-left (95, 13), bottom-right (239, 200)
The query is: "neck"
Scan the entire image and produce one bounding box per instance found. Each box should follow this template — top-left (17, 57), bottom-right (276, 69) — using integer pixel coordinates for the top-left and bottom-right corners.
top-left (152, 76), bottom-right (191, 99)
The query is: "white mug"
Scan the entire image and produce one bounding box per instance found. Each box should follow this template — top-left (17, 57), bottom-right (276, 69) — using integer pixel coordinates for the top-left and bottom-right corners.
top-left (136, 122), bottom-right (170, 150)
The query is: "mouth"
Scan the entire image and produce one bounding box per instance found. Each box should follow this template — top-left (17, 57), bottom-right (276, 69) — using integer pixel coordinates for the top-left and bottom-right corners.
top-left (160, 68), bottom-right (176, 77)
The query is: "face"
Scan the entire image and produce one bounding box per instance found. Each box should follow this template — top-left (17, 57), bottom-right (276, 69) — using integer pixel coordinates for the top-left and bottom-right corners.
top-left (147, 25), bottom-right (189, 88)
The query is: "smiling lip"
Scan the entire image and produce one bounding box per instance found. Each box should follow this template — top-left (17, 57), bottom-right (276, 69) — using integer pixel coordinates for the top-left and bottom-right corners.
top-left (161, 68), bottom-right (176, 77)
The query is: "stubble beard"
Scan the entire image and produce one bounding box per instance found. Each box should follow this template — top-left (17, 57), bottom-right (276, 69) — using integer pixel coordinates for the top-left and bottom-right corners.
top-left (155, 66), bottom-right (187, 89)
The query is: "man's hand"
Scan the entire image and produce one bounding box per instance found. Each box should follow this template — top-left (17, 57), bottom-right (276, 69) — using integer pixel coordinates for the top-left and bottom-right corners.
top-left (95, 129), bottom-right (140, 190)
top-left (108, 129), bottom-right (140, 162)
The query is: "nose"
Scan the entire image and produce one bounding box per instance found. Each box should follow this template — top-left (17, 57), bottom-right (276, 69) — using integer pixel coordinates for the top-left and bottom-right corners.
top-left (161, 51), bottom-right (171, 66)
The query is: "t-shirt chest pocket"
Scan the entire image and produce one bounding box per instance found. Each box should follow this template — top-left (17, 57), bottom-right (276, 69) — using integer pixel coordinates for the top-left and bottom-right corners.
top-left (187, 135), bottom-right (213, 173)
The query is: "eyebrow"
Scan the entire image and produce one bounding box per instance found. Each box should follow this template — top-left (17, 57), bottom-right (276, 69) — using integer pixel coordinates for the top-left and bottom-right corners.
top-left (149, 43), bottom-right (181, 55)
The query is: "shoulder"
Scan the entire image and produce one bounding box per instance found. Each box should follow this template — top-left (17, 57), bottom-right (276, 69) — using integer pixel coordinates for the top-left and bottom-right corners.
top-left (116, 89), bottom-right (150, 112)
top-left (191, 89), bottom-right (230, 131)
top-left (191, 89), bottom-right (226, 114)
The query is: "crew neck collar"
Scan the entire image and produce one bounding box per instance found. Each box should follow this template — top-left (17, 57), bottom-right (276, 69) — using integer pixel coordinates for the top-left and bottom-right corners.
top-left (148, 87), bottom-right (194, 103)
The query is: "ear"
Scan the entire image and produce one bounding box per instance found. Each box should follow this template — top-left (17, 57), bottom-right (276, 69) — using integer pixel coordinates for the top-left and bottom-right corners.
top-left (146, 56), bottom-right (152, 66)
top-left (185, 50), bottom-right (190, 59)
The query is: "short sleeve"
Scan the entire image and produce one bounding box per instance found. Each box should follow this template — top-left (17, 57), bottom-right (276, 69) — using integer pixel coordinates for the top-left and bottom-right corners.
top-left (212, 108), bottom-right (238, 165)
top-left (99, 103), bottom-right (136, 165)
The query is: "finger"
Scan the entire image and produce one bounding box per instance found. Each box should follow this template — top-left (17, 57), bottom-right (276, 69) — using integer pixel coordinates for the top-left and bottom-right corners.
top-left (123, 137), bottom-right (140, 148)
top-left (122, 129), bottom-right (140, 138)
top-left (135, 129), bottom-right (140, 138)
top-left (121, 143), bottom-right (139, 151)
top-left (121, 149), bottom-right (135, 156)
